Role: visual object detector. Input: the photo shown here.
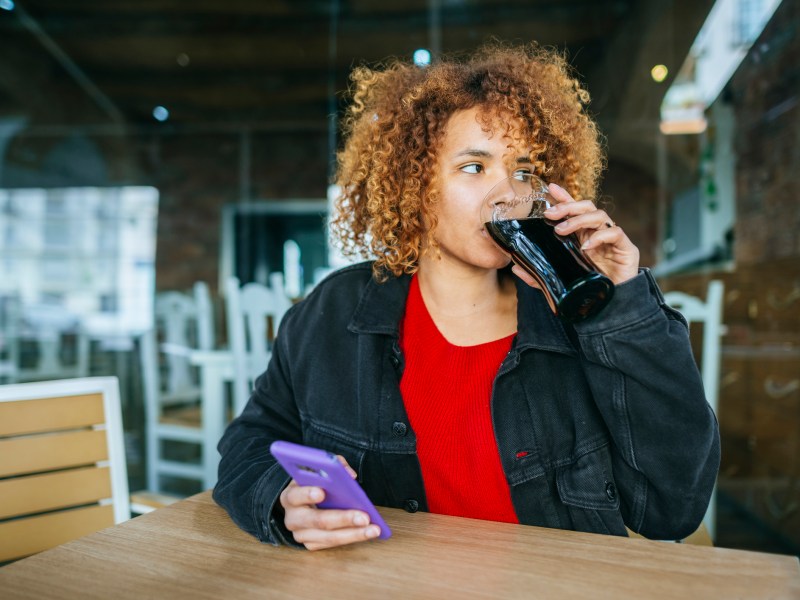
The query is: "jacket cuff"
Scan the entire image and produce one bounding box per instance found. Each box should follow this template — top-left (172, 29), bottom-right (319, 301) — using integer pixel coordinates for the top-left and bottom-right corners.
top-left (573, 268), bottom-right (685, 334)
top-left (253, 464), bottom-right (303, 548)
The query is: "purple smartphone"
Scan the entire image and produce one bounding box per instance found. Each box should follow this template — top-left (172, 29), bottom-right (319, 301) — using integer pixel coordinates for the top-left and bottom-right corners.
top-left (269, 440), bottom-right (392, 540)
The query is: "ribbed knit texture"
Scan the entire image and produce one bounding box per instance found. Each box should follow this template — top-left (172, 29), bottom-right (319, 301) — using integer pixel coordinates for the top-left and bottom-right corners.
top-left (399, 275), bottom-right (518, 523)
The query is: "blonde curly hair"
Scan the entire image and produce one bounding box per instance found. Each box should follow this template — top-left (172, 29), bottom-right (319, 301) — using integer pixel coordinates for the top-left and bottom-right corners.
top-left (331, 42), bottom-right (605, 280)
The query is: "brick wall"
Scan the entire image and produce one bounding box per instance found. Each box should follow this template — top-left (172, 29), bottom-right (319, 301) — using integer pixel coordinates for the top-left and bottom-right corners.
top-left (730, 0), bottom-right (800, 265)
top-left (659, 0), bottom-right (800, 551)
top-left (148, 130), bottom-right (328, 295)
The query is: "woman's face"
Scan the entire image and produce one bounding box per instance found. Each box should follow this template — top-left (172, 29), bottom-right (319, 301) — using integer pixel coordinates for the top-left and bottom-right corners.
top-left (429, 106), bottom-right (533, 271)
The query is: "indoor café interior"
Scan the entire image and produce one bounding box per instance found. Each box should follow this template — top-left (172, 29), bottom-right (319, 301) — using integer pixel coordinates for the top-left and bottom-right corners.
top-left (0, 0), bottom-right (798, 596)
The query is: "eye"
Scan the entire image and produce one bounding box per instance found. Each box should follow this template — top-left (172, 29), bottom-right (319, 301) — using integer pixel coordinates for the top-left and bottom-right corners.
top-left (460, 163), bottom-right (484, 174)
top-left (513, 168), bottom-right (533, 180)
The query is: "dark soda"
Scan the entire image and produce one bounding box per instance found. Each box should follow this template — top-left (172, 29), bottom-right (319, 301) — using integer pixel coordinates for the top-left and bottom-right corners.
top-left (485, 217), bottom-right (614, 321)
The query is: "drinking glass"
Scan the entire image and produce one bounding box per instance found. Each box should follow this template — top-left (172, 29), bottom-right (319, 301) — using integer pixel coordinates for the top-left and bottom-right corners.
top-left (481, 173), bottom-right (614, 322)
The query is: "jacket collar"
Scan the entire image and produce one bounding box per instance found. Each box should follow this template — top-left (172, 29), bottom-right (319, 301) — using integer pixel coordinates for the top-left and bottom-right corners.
top-left (348, 268), bottom-right (577, 356)
top-left (347, 271), bottom-right (411, 337)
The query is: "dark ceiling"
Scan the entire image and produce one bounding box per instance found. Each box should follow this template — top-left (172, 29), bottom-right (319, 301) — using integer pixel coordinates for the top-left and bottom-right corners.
top-left (0, 0), bottom-right (714, 173)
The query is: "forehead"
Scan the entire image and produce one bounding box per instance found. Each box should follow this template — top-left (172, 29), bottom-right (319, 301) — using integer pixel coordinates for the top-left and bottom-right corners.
top-left (440, 106), bottom-right (524, 154)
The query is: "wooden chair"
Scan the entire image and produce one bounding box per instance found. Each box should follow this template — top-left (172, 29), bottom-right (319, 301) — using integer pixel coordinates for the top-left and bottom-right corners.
top-left (140, 281), bottom-right (216, 494)
top-left (0, 377), bottom-right (130, 563)
top-left (663, 280), bottom-right (726, 542)
top-left (225, 275), bottom-right (292, 416)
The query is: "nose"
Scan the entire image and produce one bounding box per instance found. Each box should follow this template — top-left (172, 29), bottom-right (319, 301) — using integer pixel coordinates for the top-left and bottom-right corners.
top-left (485, 176), bottom-right (517, 208)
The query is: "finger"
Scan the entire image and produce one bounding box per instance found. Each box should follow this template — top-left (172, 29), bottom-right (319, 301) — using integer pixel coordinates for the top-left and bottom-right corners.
top-left (511, 264), bottom-right (539, 289)
top-left (294, 524), bottom-right (382, 551)
top-left (544, 201), bottom-right (597, 225)
top-left (510, 265), bottom-right (557, 314)
top-left (580, 226), bottom-right (627, 251)
top-left (335, 455), bottom-right (358, 479)
top-left (285, 505), bottom-right (372, 533)
top-left (281, 482), bottom-right (325, 509)
top-left (547, 182), bottom-right (575, 204)
top-left (553, 209), bottom-right (613, 236)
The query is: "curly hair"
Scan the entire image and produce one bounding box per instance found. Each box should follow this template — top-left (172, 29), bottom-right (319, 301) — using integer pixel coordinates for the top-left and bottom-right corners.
top-left (331, 42), bottom-right (605, 280)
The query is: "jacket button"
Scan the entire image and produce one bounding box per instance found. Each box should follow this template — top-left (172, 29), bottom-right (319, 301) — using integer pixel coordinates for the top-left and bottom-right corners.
top-left (390, 355), bottom-right (400, 368)
top-left (391, 421), bottom-right (408, 437)
top-left (404, 499), bottom-right (419, 513)
top-left (606, 482), bottom-right (617, 502)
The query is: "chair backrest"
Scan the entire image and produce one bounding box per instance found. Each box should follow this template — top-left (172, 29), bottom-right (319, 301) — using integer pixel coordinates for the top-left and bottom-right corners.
top-left (193, 281), bottom-right (215, 352)
top-left (225, 275), bottom-right (292, 415)
top-left (0, 376), bottom-right (130, 563)
top-left (663, 280), bottom-right (725, 414)
top-left (152, 282), bottom-right (215, 396)
top-left (663, 280), bottom-right (725, 542)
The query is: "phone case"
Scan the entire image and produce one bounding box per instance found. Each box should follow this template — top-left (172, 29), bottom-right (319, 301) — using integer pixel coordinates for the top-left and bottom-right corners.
top-left (269, 440), bottom-right (392, 539)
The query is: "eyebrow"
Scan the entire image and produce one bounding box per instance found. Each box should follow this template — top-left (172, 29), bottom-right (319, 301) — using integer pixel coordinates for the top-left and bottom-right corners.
top-left (453, 149), bottom-right (532, 163)
top-left (454, 149), bottom-right (492, 158)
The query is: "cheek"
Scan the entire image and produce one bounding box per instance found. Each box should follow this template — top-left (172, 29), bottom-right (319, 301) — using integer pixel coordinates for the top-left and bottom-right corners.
top-left (442, 190), bottom-right (481, 223)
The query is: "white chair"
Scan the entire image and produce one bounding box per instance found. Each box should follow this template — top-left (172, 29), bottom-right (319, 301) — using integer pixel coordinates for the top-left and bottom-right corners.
top-left (225, 275), bottom-right (292, 417)
top-left (140, 282), bottom-right (216, 493)
top-left (0, 295), bottom-right (19, 383)
top-left (0, 377), bottom-right (130, 563)
top-left (663, 279), bottom-right (725, 541)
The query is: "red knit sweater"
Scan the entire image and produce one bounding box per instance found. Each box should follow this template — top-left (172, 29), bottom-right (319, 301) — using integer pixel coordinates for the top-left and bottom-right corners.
top-left (399, 275), bottom-right (519, 523)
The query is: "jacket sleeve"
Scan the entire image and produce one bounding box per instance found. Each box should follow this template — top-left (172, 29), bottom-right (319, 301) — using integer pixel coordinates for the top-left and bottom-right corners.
top-left (212, 308), bottom-right (304, 547)
top-left (573, 268), bottom-right (721, 540)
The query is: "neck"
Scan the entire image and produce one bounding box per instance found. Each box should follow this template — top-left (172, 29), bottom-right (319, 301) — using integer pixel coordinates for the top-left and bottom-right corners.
top-left (415, 255), bottom-right (517, 346)
top-left (416, 255), bottom-right (509, 318)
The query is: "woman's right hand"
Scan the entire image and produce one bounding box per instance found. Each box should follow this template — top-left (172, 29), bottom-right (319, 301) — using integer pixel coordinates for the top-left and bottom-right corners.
top-left (278, 456), bottom-right (382, 551)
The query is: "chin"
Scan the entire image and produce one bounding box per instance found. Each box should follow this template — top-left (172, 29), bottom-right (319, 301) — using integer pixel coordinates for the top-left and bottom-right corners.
top-left (482, 253), bottom-right (512, 270)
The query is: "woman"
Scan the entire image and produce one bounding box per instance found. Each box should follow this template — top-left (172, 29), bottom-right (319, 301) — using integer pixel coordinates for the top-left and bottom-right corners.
top-left (213, 43), bottom-right (720, 551)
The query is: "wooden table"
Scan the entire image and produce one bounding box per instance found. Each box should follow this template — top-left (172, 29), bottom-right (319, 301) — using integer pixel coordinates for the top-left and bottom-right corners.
top-left (2, 492), bottom-right (798, 599)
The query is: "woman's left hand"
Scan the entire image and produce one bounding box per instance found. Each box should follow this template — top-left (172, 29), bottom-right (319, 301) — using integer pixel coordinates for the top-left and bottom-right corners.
top-left (539, 182), bottom-right (640, 285)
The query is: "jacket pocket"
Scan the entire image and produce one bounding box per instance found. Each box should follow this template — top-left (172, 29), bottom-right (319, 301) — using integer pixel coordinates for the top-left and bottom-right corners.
top-left (555, 444), bottom-right (625, 535)
top-left (302, 422), bottom-right (367, 483)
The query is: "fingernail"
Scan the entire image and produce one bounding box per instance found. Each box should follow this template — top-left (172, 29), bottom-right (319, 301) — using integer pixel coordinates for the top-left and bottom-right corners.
top-left (310, 488), bottom-right (323, 502)
top-left (581, 240), bottom-right (593, 250)
top-left (366, 526), bottom-right (380, 538)
top-left (354, 514), bottom-right (368, 526)
top-left (550, 183), bottom-right (565, 193)
top-left (555, 222), bottom-right (567, 232)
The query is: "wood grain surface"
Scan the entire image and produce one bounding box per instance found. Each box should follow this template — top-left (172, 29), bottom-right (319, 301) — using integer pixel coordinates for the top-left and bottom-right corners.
top-left (1, 491), bottom-right (798, 599)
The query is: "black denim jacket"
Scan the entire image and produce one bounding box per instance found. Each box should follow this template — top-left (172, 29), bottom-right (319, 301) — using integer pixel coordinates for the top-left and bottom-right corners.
top-left (213, 262), bottom-right (720, 545)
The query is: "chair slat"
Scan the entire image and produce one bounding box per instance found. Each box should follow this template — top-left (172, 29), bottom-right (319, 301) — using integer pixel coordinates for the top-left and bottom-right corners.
top-left (0, 393), bottom-right (105, 436)
top-left (0, 465), bottom-right (112, 519)
top-left (0, 429), bottom-right (108, 477)
top-left (0, 504), bottom-right (115, 563)
top-left (129, 490), bottom-right (182, 515)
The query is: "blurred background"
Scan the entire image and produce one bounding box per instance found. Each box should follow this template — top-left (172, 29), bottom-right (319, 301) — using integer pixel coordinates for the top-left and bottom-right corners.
top-left (0, 0), bottom-right (797, 556)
